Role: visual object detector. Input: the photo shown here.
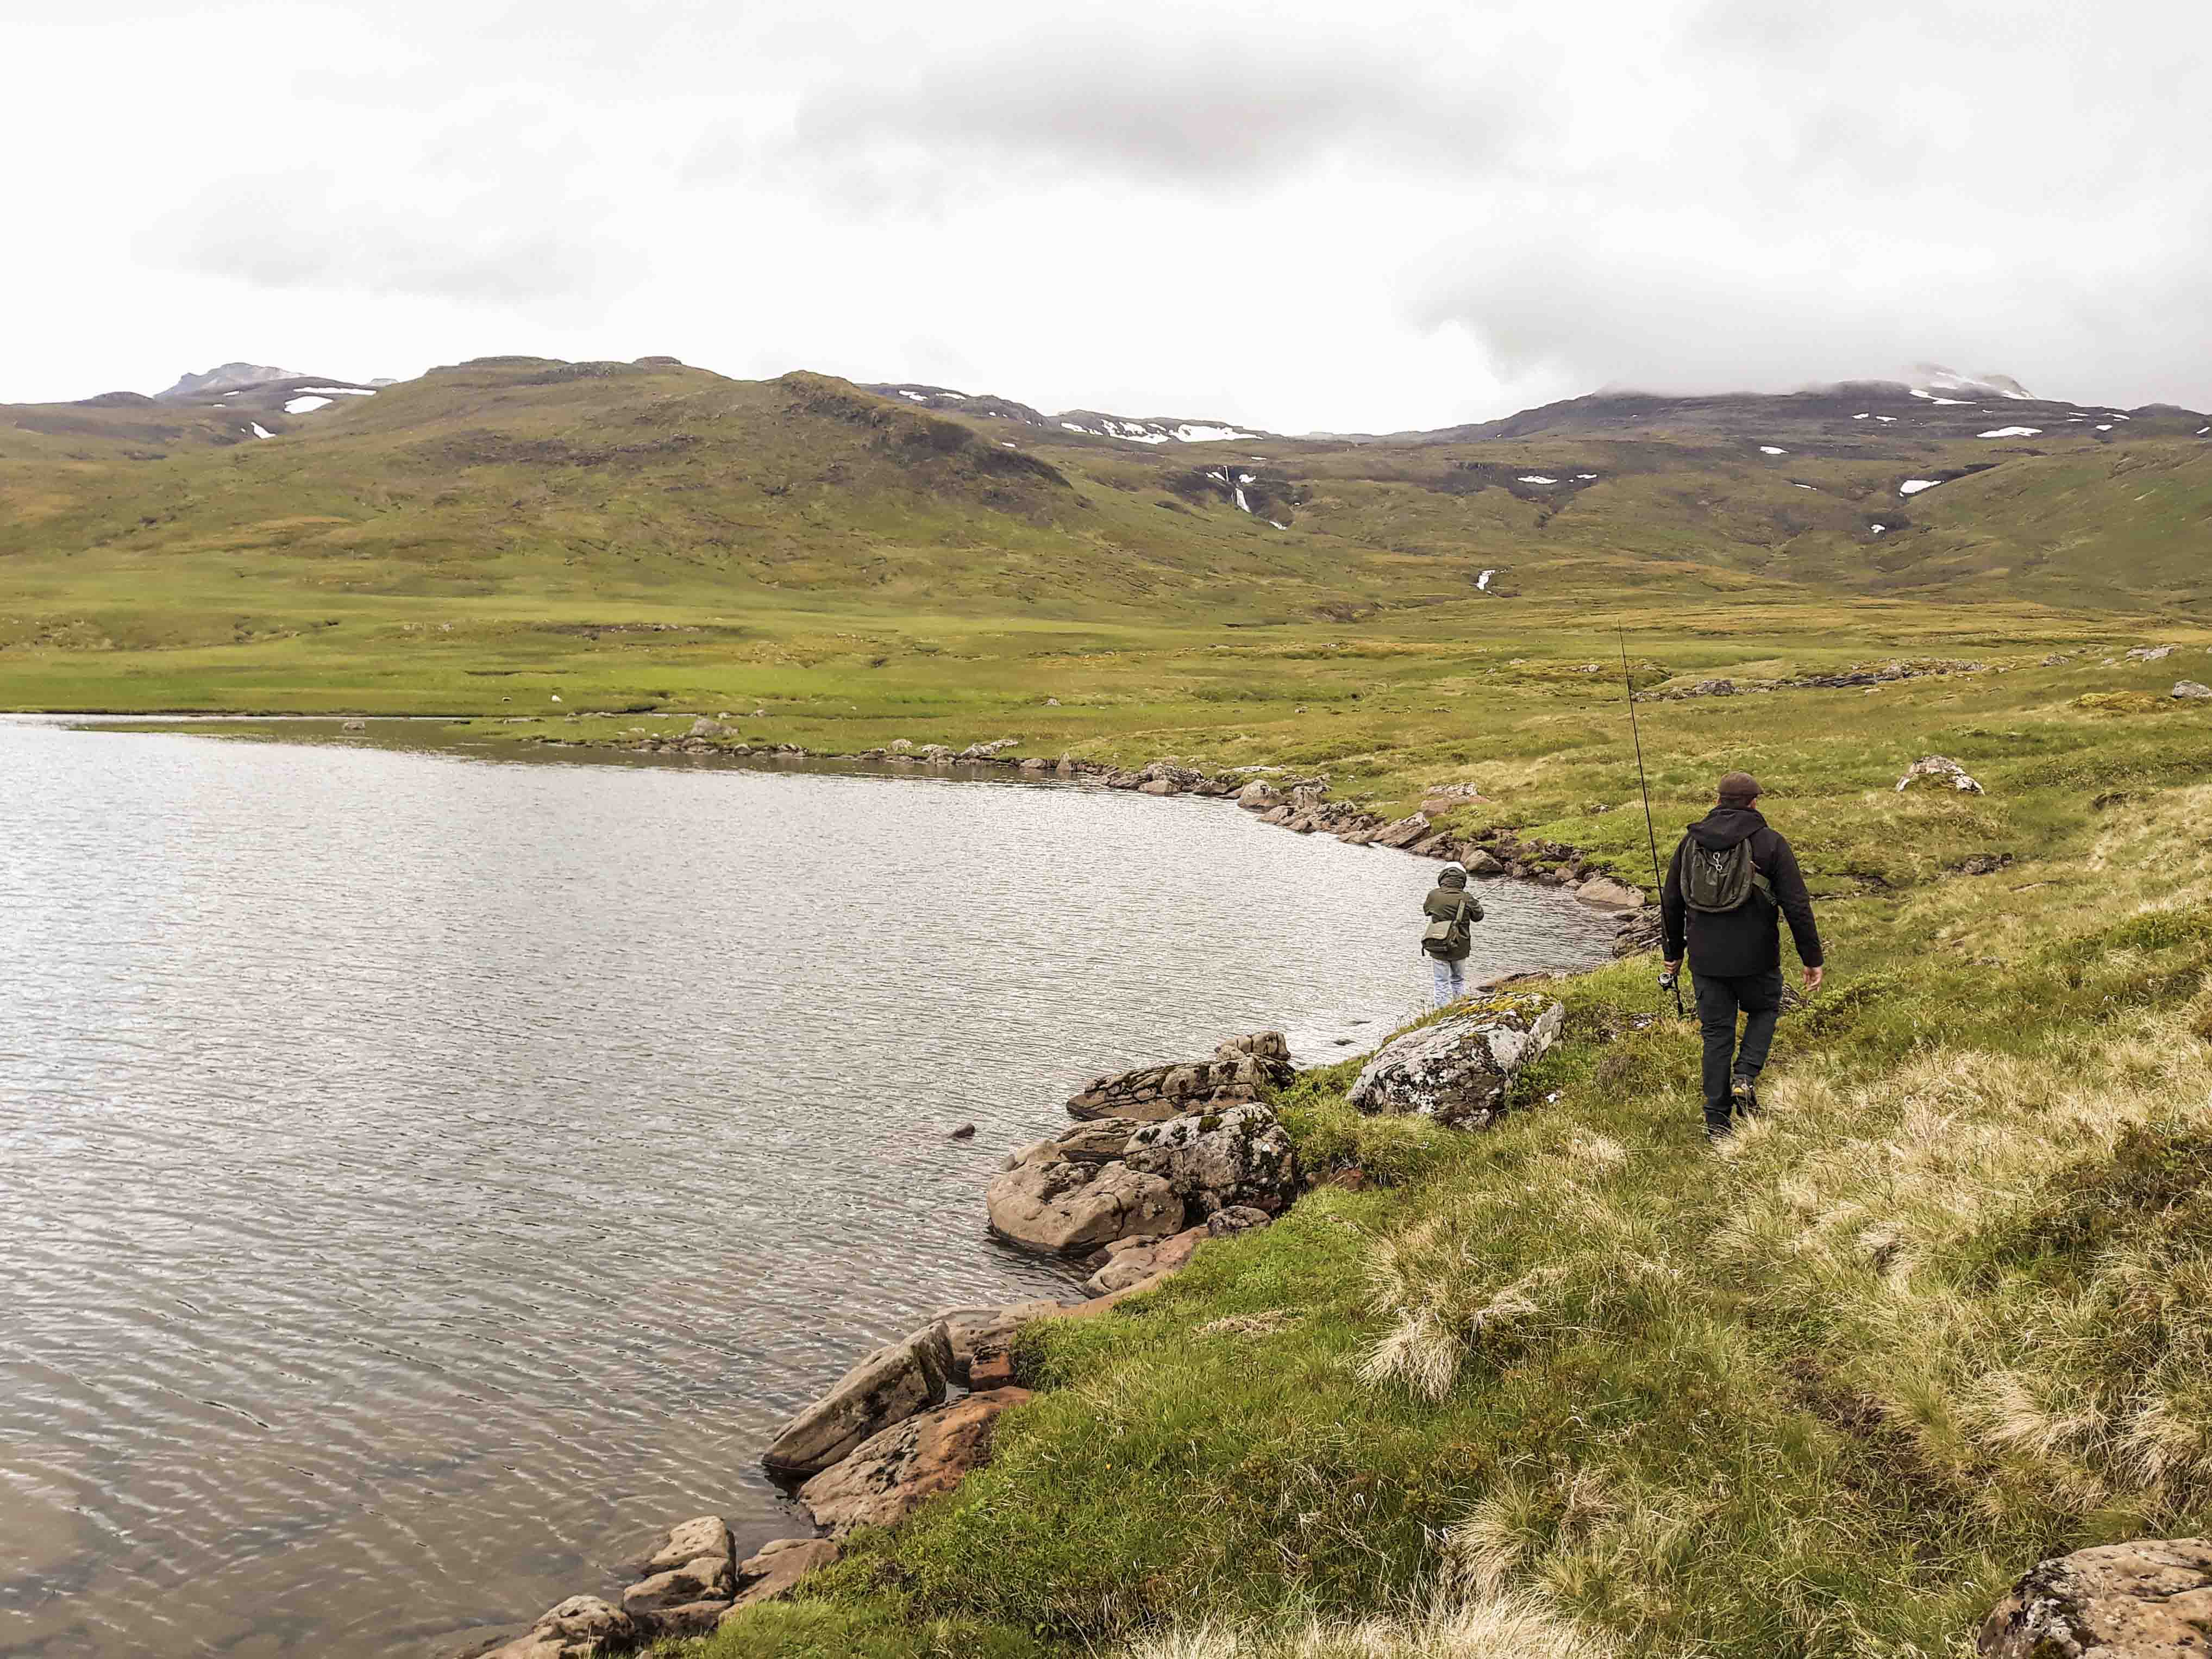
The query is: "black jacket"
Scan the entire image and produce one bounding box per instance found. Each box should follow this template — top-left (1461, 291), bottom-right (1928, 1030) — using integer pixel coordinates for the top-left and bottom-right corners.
top-left (1660, 806), bottom-right (1823, 978)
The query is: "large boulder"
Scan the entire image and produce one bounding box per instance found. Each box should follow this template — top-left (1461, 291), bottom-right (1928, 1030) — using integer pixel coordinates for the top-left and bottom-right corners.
top-left (2173, 680), bottom-right (2211, 700)
top-left (1576, 875), bottom-right (1644, 909)
top-left (760, 1323), bottom-right (954, 1476)
top-left (476, 1597), bottom-right (641, 1659)
top-left (1347, 1000), bottom-right (1565, 1130)
top-left (1236, 781), bottom-right (1281, 810)
top-left (1977, 1536), bottom-right (2212, 1657)
top-left (1123, 1104), bottom-right (1300, 1216)
top-left (985, 1158), bottom-right (1183, 1255)
top-left (727, 1537), bottom-right (842, 1614)
top-left (799, 1388), bottom-right (1032, 1538)
top-left (1066, 1032), bottom-right (1292, 1123)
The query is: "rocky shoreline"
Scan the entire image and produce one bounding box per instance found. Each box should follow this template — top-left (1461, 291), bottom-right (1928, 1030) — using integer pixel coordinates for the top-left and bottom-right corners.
top-left (460, 997), bottom-right (1586, 1656)
top-left (530, 727), bottom-right (1657, 953)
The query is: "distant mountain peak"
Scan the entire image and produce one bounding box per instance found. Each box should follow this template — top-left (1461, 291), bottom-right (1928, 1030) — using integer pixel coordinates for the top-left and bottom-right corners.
top-left (155, 362), bottom-right (305, 402)
top-left (1905, 364), bottom-right (2036, 403)
top-left (861, 383), bottom-right (1267, 445)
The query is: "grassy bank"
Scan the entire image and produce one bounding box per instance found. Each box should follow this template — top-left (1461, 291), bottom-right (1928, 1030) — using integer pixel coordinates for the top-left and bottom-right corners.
top-left (649, 627), bottom-right (2212, 1659)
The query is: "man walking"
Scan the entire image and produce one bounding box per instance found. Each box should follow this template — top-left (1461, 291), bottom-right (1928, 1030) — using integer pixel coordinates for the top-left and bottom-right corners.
top-left (1660, 771), bottom-right (1823, 1143)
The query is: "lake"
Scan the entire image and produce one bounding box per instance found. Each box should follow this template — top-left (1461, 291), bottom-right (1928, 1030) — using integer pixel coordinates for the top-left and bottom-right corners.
top-left (0, 722), bottom-right (1617, 1657)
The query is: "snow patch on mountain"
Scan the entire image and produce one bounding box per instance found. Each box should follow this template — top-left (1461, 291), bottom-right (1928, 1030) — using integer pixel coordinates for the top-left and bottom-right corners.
top-left (1978, 427), bottom-right (2040, 438)
top-left (1898, 479), bottom-right (1942, 496)
top-left (284, 396), bottom-right (334, 415)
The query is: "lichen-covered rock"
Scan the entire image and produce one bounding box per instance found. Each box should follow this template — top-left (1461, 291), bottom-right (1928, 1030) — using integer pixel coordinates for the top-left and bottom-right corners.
top-left (799, 1388), bottom-right (1032, 1538)
top-left (2173, 680), bottom-right (2211, 700)
top-left (1896, 754), bottom-right (1985, 793)
top-left (1123, 1104), bottom-right (1299, 1216)
top-left (1235, 780), bottom-right (1281, 810)
top-left (1977, 1536), bottom-right (2212, 1657)
top-left (760, 1322), bottom-right (954, 1476)
top-left (1347, 1000), bottom-right (1565, 1130)
top-left (984, 1158), bottom-right (1183, 1255)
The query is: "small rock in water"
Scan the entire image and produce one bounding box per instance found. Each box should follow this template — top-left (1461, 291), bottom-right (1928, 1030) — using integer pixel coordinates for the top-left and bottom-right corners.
top-left (948, 1122), bottom-right (976, 1140)
top-left (1333, 1037), bottom-right (1355, 1046)
top-left (341, 718), bottom-right (367, 732)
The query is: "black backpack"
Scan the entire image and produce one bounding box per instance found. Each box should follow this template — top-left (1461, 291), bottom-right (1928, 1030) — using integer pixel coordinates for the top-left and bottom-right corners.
top-left (1676, 836), bottom-right (1775, 914)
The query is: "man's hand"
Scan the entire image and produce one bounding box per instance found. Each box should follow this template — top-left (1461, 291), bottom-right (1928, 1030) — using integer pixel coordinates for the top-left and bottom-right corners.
top-left (1803, 965), bottom-right (1824, 992)
top-left (1659, 960), bottom-right (1680, 990)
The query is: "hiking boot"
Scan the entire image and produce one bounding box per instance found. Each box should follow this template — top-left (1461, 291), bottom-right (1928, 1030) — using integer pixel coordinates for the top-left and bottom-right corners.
top-left (1730, 1075), bottom-right (1762, 1118)
top-left (1703, 1116), bottom-right (1733, 1148)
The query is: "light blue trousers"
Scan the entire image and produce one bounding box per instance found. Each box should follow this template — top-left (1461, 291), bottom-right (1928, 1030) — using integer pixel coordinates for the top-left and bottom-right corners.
top-left (1430, 956), bottom-right (1468, 1007)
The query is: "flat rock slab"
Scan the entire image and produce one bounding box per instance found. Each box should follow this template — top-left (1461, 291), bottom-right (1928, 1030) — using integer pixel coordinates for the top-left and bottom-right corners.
top-left (728, 1537), bottom-right (842, 1612)
top-left (985, 1157), bottom-right (1183, 1255)
top-left (621, 1552), bottom-right (734, 1618)
top-left (1087, 1224), bottom-right (1207, 1295)
top-left (1978, 1536), bottom-right (2212, 1657)
top-left (1347, 1000), bottom-right (1565, 1130)
top-left (800, 1387), bottom-right (1033, 1538)
top-left (629, 1513), bottom-right (733, 1578)
top-left (760, 1322), bottom-right (954, 1476)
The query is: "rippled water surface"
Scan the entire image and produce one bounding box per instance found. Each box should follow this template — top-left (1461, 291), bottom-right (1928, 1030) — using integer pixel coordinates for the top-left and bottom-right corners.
top-left (0, 723), bottom-right (1616, 1657)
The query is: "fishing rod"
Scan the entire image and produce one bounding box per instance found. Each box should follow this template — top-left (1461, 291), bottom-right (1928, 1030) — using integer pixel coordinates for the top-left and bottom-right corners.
top-left (1620, 630), bottom-right (1685, 1018)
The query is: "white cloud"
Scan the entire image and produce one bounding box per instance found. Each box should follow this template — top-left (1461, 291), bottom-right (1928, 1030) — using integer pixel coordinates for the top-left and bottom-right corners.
top-left (1, 0), bottom-right (2206, 426)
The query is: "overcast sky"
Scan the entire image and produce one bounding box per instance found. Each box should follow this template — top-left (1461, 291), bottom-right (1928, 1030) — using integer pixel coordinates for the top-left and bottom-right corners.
top-left (8, 0), bottom-right (2208, 429)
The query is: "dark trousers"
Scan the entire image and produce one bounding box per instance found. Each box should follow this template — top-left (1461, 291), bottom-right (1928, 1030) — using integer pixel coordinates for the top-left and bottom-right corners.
top-left (1692, 969), bottom-right (1783, 1127)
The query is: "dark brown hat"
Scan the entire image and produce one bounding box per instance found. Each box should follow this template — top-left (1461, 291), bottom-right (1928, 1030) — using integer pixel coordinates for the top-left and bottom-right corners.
top-left (1716, 770), bottom-right (1762, 803)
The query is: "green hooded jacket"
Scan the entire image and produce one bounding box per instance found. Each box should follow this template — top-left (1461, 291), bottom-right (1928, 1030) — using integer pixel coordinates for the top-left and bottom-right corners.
top-left (1421, 862), bottom-right (1485, 961)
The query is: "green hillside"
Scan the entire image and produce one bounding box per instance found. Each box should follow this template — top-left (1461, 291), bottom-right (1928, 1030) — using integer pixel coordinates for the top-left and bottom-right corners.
top-left (1, 356), bottom-right (2207, 718)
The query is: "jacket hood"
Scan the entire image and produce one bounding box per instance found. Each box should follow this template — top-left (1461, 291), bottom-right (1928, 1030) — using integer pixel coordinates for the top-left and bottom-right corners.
top-left (1437, 863), bottom-right (1468, 889)
top-left (1687, 804), bottom-right (1767, 850)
